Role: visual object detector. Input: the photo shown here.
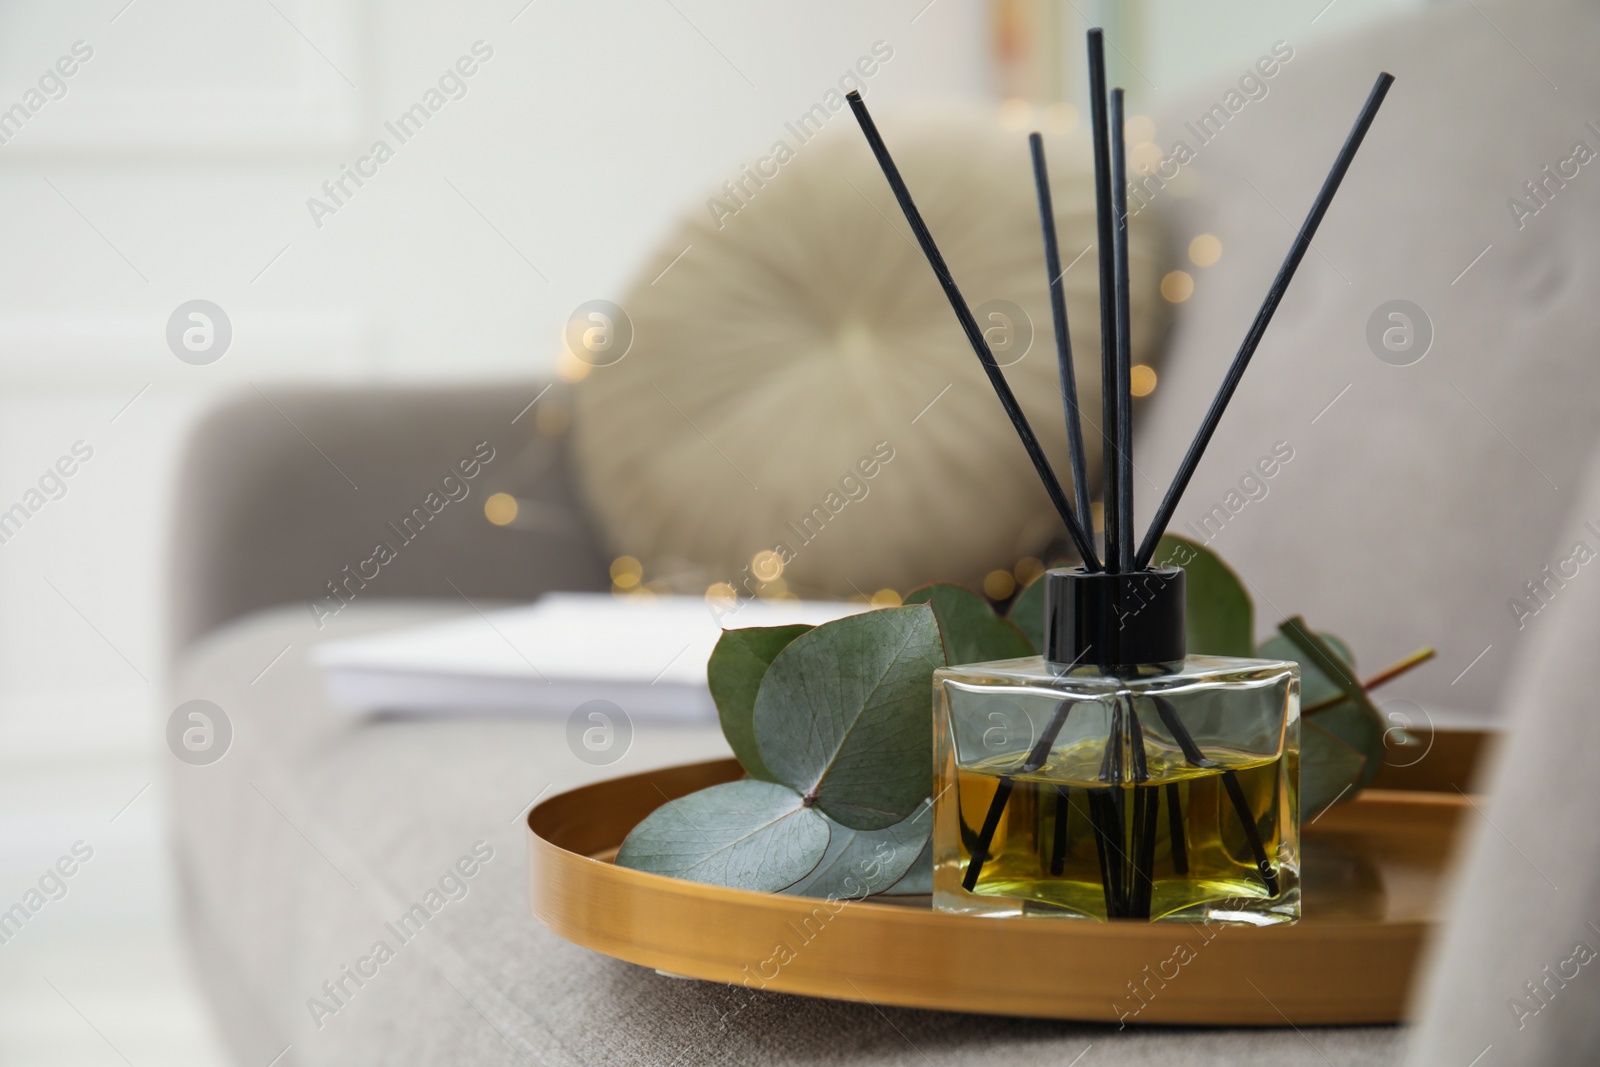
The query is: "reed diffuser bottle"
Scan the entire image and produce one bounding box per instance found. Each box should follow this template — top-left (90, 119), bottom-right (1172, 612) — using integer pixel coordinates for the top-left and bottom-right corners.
top-left (932, 568), bottom-right (1300, 923)
top-left (846, 25), bottom-right (1391, 921)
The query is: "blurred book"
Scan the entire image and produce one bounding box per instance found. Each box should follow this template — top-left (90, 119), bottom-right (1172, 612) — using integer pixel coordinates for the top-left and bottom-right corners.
top-left (314, 593), bottom-right (866, 719)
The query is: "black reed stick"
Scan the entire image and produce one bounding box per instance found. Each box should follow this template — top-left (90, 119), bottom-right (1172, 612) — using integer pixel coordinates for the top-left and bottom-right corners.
top-left (1127, 713), bottom-right (1148, 916)
top-left (1139, 790), bottom-right (1160, 916)
top-left (1029, 133), bottom-right (1098, 567)
top-left (962, 696), bottom-right (1077, 891)
top-left (962, 777), bottom-right (1014, 891)
top-left (1165, 782), bottom-right (1188, 875)
top-left (845, 91), bottom-right (1102, 568)
top-left (1109, 89), bottom-right (1136, 573)
top-left (1133, 71), bottom-right (1396, 569)
top-left (1222, 770), bottom-right (1279, 896)
top-left (1087, 788), bottom-right (1122, 918)
top-left (1086, 29), bottom-right (1121, 572)
top-left (1096, 708), bottom-right (1127, 916)
top-left (1049, 786), bottom-right (1071, 876)
top-left (1154, 695), bottom-right (1277, 895)
top-left (1127, 703), bottom-right (1157, 918)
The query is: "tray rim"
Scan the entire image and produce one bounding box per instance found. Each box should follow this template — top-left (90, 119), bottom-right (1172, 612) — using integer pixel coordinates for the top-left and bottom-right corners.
top-left (526, 750), bottom-right (1476, 1025)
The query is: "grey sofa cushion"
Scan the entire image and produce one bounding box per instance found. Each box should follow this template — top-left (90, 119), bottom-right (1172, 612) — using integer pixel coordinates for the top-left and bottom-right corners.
top-left (168, 384), bottom-right (608, 653)
top-left (1404, 439), bottom-right (1600, 1065)
top-left (1141, 0), bottom-right (1600, 721)
top-left (171, 602), bottom-right (1405, 1066)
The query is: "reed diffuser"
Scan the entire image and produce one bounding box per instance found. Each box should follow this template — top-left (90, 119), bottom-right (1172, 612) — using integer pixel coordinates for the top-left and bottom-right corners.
top-left (846, 31), bottom-right (1393, 923)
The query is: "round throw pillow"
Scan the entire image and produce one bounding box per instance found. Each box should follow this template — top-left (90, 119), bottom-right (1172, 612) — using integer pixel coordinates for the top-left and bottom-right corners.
top-left (571, 109), bottom-right (1167, 600)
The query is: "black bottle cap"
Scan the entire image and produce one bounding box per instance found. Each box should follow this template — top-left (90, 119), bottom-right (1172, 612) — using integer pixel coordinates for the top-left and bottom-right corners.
top-left (1042, 566), bottom-right (1186, 668)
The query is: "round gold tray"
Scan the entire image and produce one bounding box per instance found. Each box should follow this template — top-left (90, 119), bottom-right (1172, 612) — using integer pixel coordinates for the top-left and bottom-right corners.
top-left (527, 733), bottom-right (1486, 1026)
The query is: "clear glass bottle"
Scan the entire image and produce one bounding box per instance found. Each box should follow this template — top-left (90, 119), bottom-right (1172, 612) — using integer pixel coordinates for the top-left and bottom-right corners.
top-left (933, 567), bottom-right (1300, 924)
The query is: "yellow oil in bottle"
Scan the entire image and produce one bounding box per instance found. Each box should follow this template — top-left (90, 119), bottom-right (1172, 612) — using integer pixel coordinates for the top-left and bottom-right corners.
top-left (939, 741), bottom-right (1297, 923)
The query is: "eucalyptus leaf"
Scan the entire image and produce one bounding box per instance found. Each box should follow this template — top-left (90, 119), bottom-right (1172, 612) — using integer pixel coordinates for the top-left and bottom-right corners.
top-left (783, 800), bottom-right (932, 899)
top-left (1302, 719), bottom-right (1368, 820)
top-left (1305, 699), bottom-right (1385, 787)
top-left (615, 779), bottom-right (830, 892)
top-left (1008, 574), bottom-right (1048, 654)
top-left (708, 624), bottom-right (813, 781)
top-left (1257, 629), bottom-right (1356, 709)
top-left (1273, 619), bottom-right (1387, 791)
top-left (1153, 534), bottom-right (1253, 657)
top-left (905, 583), bottom-right (1034, 665)
top-left (753, 606), bottom-right (946, 831)
top-left (881, 837), bottom-right (933, 896)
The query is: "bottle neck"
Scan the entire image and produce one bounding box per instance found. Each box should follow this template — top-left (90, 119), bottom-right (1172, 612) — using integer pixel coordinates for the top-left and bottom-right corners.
top-left (1042, 566), bottom-right (1187, 670)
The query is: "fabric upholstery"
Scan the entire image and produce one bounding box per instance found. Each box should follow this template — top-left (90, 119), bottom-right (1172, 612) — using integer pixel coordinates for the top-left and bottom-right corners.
top-left (168, 383), bottom-right (608, 653)
top-left (1139, 0), bottom-right (1600, 721)
top-left (1404, 440), bottom-right (1600, 1064)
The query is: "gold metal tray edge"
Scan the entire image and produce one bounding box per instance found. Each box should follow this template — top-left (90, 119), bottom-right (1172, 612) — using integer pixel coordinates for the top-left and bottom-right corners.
top-left (527, 735), bottom-right (1487, 1025)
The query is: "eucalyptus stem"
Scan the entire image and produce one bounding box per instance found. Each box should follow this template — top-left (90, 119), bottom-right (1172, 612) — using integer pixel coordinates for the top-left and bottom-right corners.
top-left (1303, 646), bottom-right (1436, 715)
